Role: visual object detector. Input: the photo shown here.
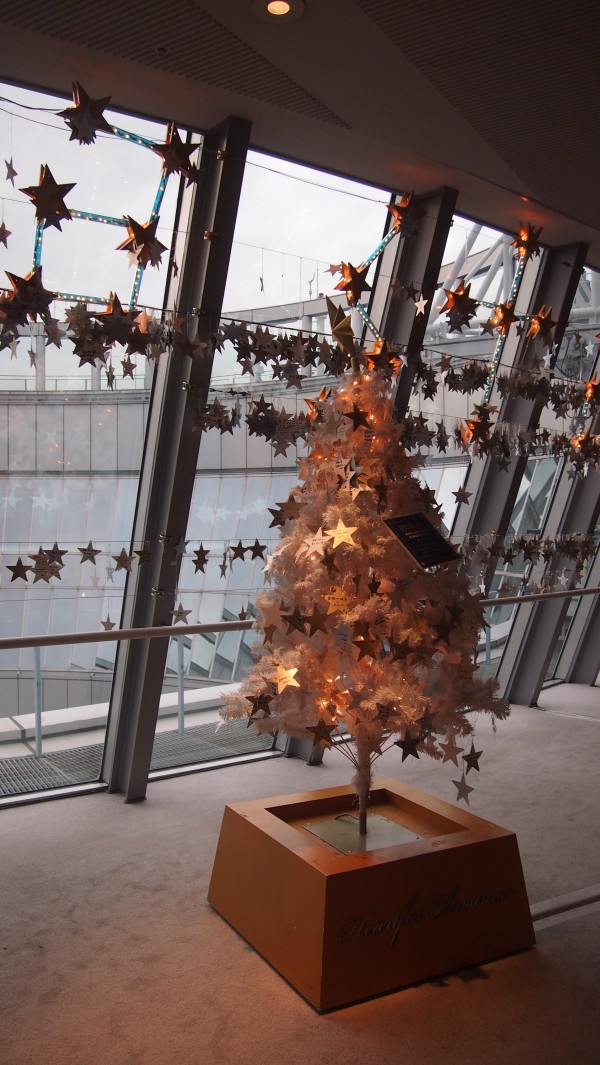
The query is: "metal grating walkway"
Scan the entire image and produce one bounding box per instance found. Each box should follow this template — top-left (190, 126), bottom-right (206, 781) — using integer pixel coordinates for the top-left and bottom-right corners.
top-left (0, 720), bottom-right (275, 797)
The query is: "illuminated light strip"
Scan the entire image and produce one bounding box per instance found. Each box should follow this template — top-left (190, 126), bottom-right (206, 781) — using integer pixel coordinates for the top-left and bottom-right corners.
top-left (149, 173), bottom-right (168, 220)
top-left (130, 261), bottom-right (145, 310)
top-left (50, 291), bottom-right (111, 305)
top-left (356, 301), bottom-right (384, 343)
top-left (71, 209), bottom-right (127, 227)
top-left (110, 125), bottom-right (156, 150)
top-left (33, 221), bottom-right (44, 268)
top-left (483, 255), bottom-right (527, 403)
top-left (360, 222), bottom-right (400, 270)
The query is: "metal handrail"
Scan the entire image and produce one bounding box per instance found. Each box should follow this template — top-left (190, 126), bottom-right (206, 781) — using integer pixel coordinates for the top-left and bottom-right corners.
top-left (0, 586), bottom-right (597, 652)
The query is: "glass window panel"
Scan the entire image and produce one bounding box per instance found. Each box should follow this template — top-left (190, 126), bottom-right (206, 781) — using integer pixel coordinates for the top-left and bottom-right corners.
top-left (117, 399), bottom-right (147, 471)
top-left (8, 405), bottom-right (36, 470)
top-left (91, 404), bottom-right (118, 470)
top-left (35, 404), bottom-right (64, 471)
top-left (2, 476), bottom-right (33, 543)
top-left (0, 403), bottom-right (8, 467)
top-left (63, 403), bottom-right (91, 470)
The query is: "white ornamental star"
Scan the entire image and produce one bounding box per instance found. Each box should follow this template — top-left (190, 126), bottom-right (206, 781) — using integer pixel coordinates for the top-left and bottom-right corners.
top-left (414, 294), bottom-right (428, 315)
top-left (270, 664), bottom-right (300, 694)
top-left (172, 602), bottom-right (192, 624)
top-left (324, 518), bottom-right (357, 549)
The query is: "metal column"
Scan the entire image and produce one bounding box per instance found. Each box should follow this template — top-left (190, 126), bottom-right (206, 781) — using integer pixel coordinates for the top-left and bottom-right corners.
top-left (451, 242), bottom-right (589, 555)
top-left (496, 413), bottom-right (600, 705)
top-left (103, 115), bottom-right (252, 800)
top-left (368, 186), bottom-right (458, 413)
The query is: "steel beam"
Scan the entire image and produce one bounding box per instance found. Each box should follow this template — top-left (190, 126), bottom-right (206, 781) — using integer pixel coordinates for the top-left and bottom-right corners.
top-left (103, 116), bottom-right (252, 800)
top-left (558, 549), bottom-right (600, 685)
top-left (368, 186), bottom-right (457, 413)
top-left (451, 242), bottom-right (589, 554)
top-left (497, 410), bottom-right (600, 705)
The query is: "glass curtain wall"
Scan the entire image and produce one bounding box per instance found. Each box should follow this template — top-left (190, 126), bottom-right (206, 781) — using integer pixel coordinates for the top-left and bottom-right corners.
top-left (152, 152), bottom-right (390, 767)
top-left (0, 81), bottom-right (182, 793)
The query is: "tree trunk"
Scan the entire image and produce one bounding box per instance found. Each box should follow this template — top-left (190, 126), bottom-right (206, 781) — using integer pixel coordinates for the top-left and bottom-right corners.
top-left (355, 738), bottom-right (371, 837)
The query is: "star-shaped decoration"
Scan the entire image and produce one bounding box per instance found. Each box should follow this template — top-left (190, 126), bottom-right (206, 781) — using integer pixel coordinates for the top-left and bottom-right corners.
top-left (4, 267), bottom-right (56, 324)
top-left (5, 158), bottom-right (17, 185)
top-left (7, 556), bottom-right (32, 582)
top-left (230, 540), bottom-right (247, 562)
top-left (101, 615), bottom-right (116, 631)
top-left (326, 295), bottom-right (355, 356)
top-left (134, 543), bottom-right (153, 565)
top-left (439, 736), bottom-right (465, 765)
top-left (172, 602), bottom-right (192, 624)
top-left (116, 215), bottom-right (168, 268)
top-left (324, 587), bottom-right (352, 614)
top-left (334, 262), bottom-right (372, 306)
top-left (414, 294), bottom-right (428, 316)
top-left (324, 518), bottom-right (357, 549)
top-left (490, 300), bottom-right (517, 335)
top-left (452, 772), bottom-right (474, 805)
top-left (306, 718), bottom-right (336, 749)
top-left (193, 545), bottom-right (210, 572)
top-left (46, 542), bottom-right (68, 567)
top-left (453, 485), bottom-right (472, 505)
top-left (121, 355), bottom-right (136, 379)
top-left (440, 282), bottom-right (479, 332)
top-left (0, 221), bottom-right (10, 248)
top-left (151, 122), bottom-right (198, 179)
top-left (112, 548), bottom-right (135, 572)
top-left (462, 741), bottom-right (482, 774)
top-left (269, 664), bottom-right (300, 694)
top-left (394, 729), bottom-right (420, 761)
top-left (248, 539), bottom-right (267, 560)
top-left (246, 691), bottom-right (273, 721)
top-left (58, 82), bottom-right (114, 145)
top-left (320, 547), bottom-right (340, 575)
top-left (528, 305), bottom-right (557, 341)
top-left (512, 222), bottom-right (543, 263)
top-left (94, 293), bottom-right (136, 346)
top-left (20, 165), bottom-right (75, 231)
top-left (387, 192), bottom-right (422, 237)
top-left (342, 402), bottom-right (370, 431)
top-left (305, 604), bottom-right (329, 637)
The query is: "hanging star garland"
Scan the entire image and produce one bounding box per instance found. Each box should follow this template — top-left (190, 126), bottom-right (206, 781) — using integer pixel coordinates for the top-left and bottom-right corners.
top-left (5, 158), bottom-right (17, 185)
top-left (334, 262), bottom-right (372, 306)
top-left (58, 82), bottom-right (114, 145)
top-left (0, 221), bottom-right (10, 248)
top-left (116, 216), bottom-right (168, 268)
top-left (20, 164), bottom-right (75, 230)
top-left (172, 603), bottom-right (192, 624)
top-left (151, 122), bottom-right (199, 180)
top-left (511, 222), bottom-right (543, 263)
top-left (440, 282), bottom-right (479, 333)
top-left (1, 267), bottom-right (56, 326)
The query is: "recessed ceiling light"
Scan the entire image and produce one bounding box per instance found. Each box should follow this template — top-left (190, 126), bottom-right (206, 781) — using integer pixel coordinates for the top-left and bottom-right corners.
top-left (252, 0), bottom-right (306, 23)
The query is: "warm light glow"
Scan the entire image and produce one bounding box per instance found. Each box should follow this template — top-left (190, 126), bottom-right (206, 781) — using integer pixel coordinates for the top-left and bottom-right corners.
top-left (267, 1), bottom-right (291, 12)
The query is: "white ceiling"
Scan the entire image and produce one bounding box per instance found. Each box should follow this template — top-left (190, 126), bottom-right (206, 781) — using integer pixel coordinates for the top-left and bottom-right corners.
top-left (2, 0), bottom-right (600, 265)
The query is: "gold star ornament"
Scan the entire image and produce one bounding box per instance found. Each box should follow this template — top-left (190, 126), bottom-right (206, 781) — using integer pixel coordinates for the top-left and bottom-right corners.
top-left (324, 518), bottom-right (358, 548)
top-left (269, 664), bottom-right (300, 694)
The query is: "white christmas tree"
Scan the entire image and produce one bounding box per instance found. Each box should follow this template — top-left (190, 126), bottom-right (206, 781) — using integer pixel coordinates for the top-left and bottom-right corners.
top-left (222, 364), bottom-right (509, 835)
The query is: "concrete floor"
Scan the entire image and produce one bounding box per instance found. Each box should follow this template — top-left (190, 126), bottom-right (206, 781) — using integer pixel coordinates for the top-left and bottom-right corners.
top-left (0, 682), bottom-right (598, 1065)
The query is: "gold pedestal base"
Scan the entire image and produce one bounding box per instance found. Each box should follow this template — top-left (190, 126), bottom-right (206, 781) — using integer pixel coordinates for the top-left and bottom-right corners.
top-left (208, 779), bottom-right (535, 1011)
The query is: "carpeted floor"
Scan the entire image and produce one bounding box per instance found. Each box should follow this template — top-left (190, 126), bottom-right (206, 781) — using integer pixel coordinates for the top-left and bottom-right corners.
top-left (0, 682), bottom-right (599, 1065)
